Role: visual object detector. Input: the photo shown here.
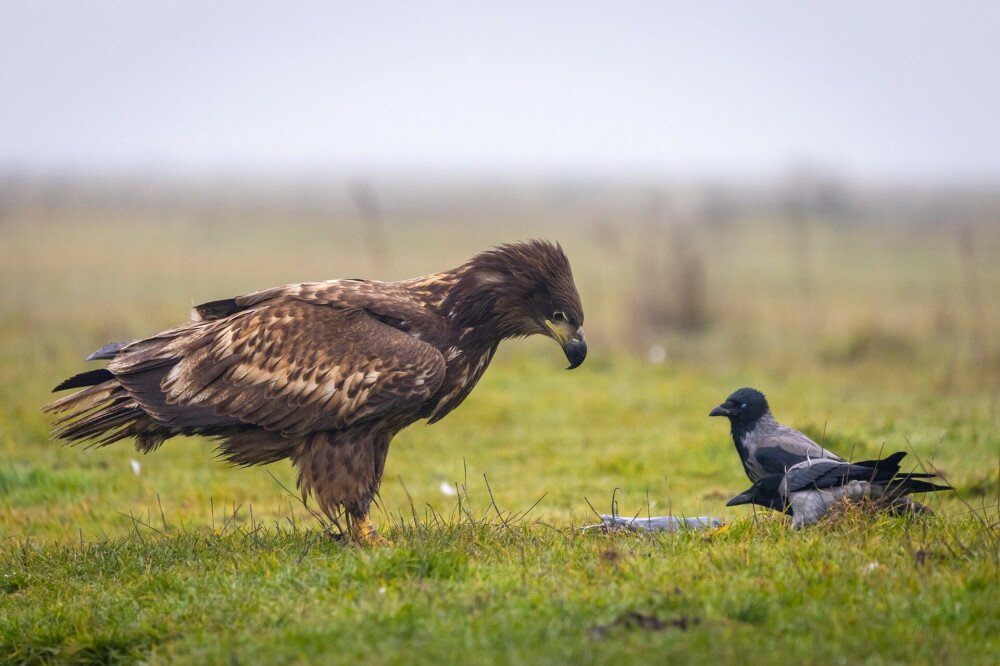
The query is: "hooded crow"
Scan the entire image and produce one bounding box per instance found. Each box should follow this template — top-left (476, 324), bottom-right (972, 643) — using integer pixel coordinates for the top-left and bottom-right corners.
top-left (709, 387), bottom-right (842, 482)
top-left (710, 387), bottom-right (947, 515)
top-left (726, 451), bottom-right (951, 528)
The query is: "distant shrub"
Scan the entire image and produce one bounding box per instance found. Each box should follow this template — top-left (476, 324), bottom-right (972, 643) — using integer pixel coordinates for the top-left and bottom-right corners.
top-left (820, 325), bottom-right (916, 364)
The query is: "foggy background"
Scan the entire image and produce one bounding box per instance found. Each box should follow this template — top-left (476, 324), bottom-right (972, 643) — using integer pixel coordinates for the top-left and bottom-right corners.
top-left (2, 2), bottom-right (999, 371)
top-left (3, 1), bottom-right (999, 181)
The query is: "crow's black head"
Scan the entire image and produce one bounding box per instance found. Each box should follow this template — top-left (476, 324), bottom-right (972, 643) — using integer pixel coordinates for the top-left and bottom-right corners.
top-left (726, 474), bottom-right (786, 512)
top-left (709, 387), bottom-right (769, 424)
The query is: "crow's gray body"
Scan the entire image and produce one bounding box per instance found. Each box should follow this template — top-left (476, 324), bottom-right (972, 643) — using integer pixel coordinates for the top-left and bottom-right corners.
top-left (786, 486), bottom-right (867, 528)
top-left (734, 412), bottom-right (842, 481)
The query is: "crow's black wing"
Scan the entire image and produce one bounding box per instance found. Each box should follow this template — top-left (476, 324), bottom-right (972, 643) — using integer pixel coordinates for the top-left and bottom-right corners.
top-left (783, 459), bottom-right (890, 493)
top-left (754, 446), bottom-right (811, 475)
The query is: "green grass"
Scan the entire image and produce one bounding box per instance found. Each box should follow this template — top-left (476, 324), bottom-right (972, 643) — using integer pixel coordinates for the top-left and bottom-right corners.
top-left (1, 213), bottom-right (998, 663)
top-left (2, 513), bottom-right (997, 664)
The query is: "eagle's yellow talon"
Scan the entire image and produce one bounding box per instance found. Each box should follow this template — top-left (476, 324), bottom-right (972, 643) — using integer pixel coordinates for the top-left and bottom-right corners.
top-left (350, 518), bottom-right (392, 546)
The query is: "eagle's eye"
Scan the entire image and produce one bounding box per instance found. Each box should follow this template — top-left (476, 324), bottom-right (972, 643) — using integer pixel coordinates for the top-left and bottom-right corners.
top-left (552, 310), bottom-right (568, 323)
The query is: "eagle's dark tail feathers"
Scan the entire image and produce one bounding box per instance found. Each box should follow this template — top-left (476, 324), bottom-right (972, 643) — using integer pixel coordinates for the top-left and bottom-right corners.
top-left (52, 368), bottom-right (114, 392)
top-left (45, 373), bottom-right (165, 453)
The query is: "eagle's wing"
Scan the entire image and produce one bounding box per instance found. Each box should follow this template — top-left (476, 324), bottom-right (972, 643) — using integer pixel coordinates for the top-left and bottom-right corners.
top-left (237, 279), bottom-right (448, 335)
top-left (109, 298), bottom-right (446, 436)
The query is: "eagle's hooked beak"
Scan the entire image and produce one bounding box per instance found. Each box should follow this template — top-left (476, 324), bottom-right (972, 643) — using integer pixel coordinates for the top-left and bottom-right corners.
top-left (563, 335), bottom-right (587, 370)
top-left (545, 320), bottom-right (587, 369)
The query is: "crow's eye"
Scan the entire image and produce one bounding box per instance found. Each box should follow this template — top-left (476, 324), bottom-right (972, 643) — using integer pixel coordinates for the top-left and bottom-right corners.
top-left (741, 403), bottom-right (747, 409)
top-left (552, 311), bottom-right (568, 323)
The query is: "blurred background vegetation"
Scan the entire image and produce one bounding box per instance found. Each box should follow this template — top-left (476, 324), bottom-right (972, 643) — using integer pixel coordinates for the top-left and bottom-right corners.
top-left (4, 172), bottom-right (998, 371)
top-left (2, 174), bottom-right (998, 539)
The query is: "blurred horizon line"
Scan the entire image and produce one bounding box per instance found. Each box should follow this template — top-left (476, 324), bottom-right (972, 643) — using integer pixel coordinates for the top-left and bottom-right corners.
top-left (3, 165), bottom-right (1000, 191)
top-left (3, 166), bottom-right (998, 226)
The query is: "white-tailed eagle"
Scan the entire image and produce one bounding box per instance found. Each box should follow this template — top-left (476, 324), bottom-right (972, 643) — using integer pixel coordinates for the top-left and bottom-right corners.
top-left (47, 240), bottom-right (586, 544)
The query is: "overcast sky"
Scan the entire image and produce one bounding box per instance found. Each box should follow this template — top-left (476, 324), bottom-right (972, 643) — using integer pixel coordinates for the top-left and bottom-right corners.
top-left (2, 2), bottom-right (998, 182)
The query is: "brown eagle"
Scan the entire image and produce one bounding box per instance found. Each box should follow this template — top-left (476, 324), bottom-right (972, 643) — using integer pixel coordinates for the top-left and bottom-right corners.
top-left (46, 240), bottom-right (586, 544)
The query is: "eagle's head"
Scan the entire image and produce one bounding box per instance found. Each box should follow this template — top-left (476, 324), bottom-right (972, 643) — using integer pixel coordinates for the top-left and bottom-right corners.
top-left (456, 239), bottom-right (587, 368)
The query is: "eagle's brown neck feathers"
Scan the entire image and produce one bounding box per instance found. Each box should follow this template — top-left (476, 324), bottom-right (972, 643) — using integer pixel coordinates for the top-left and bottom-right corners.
top-left (437, 240), bottom-right (575, 341)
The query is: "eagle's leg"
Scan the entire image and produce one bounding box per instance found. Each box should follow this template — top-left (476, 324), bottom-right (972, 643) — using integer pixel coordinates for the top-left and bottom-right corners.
top-left (294, 430), bottom-right (394, 546)
top-left (345, 432), bottom-right (393, 546)
top-left (347, 515), bottom-right (391, 546)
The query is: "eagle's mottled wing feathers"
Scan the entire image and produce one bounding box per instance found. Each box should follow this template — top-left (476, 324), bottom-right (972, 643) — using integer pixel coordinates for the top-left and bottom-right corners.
top-left (233, 279), bottom-right (450, 338)
top-left (111, 299), bottom-right (445, 436)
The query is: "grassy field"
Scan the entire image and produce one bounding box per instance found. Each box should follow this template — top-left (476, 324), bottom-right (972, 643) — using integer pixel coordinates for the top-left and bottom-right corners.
top-left (1, 207), bottom-right (998, 663)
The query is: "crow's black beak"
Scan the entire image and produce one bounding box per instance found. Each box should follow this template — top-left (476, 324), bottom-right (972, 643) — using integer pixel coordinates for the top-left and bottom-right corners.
top-left (709, 402), bottom-right (735, 417)
top-left (563, 335), bottom-right (587, 370)
top-left (726, 489), bottom-right (755, 507)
